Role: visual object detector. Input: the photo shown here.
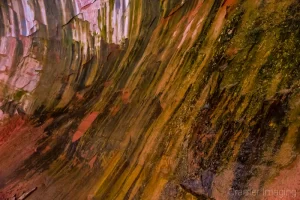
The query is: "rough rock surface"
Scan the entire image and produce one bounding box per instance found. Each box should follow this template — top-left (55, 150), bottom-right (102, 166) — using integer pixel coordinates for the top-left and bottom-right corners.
top-left (0, 0), bottom-right (300, 199)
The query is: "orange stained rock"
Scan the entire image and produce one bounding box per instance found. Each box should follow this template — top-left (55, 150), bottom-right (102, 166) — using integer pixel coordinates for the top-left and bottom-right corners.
top-left (223, 0), bottom-right (237, 7)
top-left (41, 145), bottom-right (51, 154)
top-left (89, 155), bottom-right (97, 168)
top-left (72, 112), bottom-right (100, 142)
top-left (110, 105), bottom-right (120, 116)
top-left (121, 89), bottom-right (130, 104)
top-left (76, 92), bottom-right (84, 100)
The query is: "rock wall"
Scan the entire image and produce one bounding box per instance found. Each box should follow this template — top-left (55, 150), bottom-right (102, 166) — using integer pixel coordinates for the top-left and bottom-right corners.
top-left (0, 0), bottom-right (300, 199)
top-left (0, 0), bottom-right (130, 118)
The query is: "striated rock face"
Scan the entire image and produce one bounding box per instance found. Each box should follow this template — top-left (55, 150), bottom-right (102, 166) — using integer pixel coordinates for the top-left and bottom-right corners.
top-left (0, 0), bottom-right (300, 199)
top-left (0, 0), bottom-right (129, 119)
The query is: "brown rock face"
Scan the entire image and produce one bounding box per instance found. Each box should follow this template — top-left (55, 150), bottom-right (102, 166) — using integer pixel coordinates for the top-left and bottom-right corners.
top-left (1, 0), bottom-right (300, 199)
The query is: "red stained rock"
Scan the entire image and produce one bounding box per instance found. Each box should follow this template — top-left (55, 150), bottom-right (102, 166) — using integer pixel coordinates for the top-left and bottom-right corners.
top-left (0, 118), bottom-right (51, 196)
top-left (121, 89), bottom-right (130, 104)
top-left (72, 131), bottom-right (84, 143)
top-left (223, 0), bottom-right (236, 7)
top-left (89, 155), bottom-right (97, 168)
top-left (72, 112), bottom-right (99, 142)
top-left (41, 146), bottom-right (51, 154)
top-left (0, 116), bottom-right (25, 146)
top-left (76, 92), bottom-right (84, 100)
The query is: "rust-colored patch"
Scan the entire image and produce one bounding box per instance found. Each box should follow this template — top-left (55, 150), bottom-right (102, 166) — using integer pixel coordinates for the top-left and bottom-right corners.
top-left (0, 118), bottom-right (51, 198)
top-left (72, 131), bottom-right (84, 142)
top-left (110, 105), bottom-right (120, 116)
top-left (0, 172), bottom-right (46, 199)
top-left (89, 155), bottom-right (97, 168)
top-left (121, 89), bottom-right (130, 104)
top-left (223, 0), bottom-right (237, 7)
top-left (41, 145), bottom-right (51, 154)
top-left (76, 92), bottom-right (84, 100)
top-left (0, 116), bottom-right (25, 146)
top-left (72, 112), bottom-right (99, 142)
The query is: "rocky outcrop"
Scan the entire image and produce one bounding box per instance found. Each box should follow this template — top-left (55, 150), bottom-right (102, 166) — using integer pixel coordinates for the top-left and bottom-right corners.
top-left (0, 0), bottom-right (300, 199)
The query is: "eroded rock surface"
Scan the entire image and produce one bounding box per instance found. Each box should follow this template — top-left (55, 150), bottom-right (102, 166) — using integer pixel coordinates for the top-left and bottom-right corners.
top-left (0, 0), bottom-right (300, 199)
